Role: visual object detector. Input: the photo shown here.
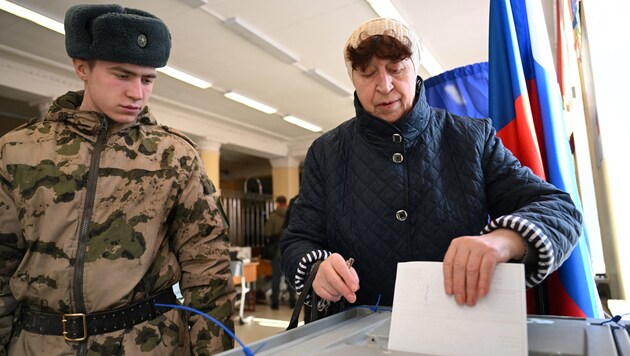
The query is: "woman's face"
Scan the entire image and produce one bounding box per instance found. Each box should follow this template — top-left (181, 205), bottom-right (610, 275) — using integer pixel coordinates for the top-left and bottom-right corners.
top-left (352, 56), bottom-right (416, 123)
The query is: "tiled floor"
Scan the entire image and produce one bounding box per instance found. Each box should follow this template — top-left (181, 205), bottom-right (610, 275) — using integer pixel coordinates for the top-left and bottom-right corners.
top-left (232, 302), bottom-right (300, 348)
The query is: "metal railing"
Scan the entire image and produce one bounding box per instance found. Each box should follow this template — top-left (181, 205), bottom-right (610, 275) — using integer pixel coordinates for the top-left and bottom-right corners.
top-left (221, 189), bottom-right (273, 248)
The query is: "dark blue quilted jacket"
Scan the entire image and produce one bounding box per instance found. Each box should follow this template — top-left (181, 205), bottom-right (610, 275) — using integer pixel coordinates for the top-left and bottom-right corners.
top-left (280, 78), bottom-right (582, 307)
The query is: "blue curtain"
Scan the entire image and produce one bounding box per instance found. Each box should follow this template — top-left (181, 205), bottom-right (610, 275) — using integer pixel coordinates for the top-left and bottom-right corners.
top-left (424, 62), bottom-right (489, 119)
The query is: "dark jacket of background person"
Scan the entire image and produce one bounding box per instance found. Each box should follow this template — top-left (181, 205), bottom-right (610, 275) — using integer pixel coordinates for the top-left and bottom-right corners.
top-left (280, 79), bottom-right (582, 307)
top-left (283, 196), bottom-right (298, 230)
top-left (264, 202), bottom-right (288, 258)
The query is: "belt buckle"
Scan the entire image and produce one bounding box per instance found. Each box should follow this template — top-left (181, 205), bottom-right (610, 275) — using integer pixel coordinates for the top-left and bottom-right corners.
top-left (62, 313), bottom-right (87, 342)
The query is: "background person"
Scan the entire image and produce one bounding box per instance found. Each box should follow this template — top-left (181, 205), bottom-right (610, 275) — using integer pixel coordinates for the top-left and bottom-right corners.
top-left (0, 4), bottom-right (235, 355)
top-left (280, 18), bottom-right (582, 312)
top-left (264, 196), bottom-right (288, 309)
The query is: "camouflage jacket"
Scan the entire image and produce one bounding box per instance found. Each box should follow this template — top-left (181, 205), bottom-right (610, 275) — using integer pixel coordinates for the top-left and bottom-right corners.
top-left (0, 91), bottom-right (235, 355)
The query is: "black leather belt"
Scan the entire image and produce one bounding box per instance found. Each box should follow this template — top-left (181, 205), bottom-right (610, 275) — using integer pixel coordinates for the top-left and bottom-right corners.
top-left (17, 288), bottom-right (177, 342)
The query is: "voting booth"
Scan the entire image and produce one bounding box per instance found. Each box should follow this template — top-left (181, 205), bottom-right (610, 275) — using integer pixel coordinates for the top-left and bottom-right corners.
top-left (219, 308), bottom-right (630, 355)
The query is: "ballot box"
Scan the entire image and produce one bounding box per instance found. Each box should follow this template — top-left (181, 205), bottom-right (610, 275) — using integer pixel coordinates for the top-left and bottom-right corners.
top-left (219, 307), bottom-right (630, 355)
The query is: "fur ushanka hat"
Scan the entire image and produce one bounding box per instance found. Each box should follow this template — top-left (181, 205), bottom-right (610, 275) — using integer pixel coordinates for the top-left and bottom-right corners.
top-left (64, 4), bottom-right (171, 68)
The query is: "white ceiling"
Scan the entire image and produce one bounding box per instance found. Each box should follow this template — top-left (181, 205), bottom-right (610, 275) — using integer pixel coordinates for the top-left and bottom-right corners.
top-left (0, 0), bottom-right (490, 161)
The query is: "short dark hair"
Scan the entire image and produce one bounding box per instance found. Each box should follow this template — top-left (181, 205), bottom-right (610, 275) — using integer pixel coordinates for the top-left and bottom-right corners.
top-left (275, 196), bottom-right (287, 205)
top-left (345, 33), bottom-right (413, 73)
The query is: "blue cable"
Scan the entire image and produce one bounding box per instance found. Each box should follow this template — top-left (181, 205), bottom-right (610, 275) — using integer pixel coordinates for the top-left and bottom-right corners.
top-left (346, 305), bottom-right (393, 312)
top-left (344, 294), bottom-right (393, 313)
top-left (157, 294), bottom-right (392, 355)
top-left (598, 313), bottom-right (630, 329)
top-left (155, 303), bottom-right (258, 356)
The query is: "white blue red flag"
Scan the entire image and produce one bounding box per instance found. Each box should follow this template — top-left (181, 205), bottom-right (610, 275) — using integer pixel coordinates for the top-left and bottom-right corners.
top-left (488, 0), bottom-right (600, 317)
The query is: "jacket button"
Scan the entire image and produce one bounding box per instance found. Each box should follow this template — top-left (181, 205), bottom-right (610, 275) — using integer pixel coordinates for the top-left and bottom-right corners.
top-left (392, 133), bottom-right (402, 143)
top-left (396, 210), bottom-right (408, 221)
top-left (392, 153), bottom-right (403, 163)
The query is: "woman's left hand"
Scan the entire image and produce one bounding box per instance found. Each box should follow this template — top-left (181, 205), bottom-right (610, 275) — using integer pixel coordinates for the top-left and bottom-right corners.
top-left (442, 228), bottom-right (526, 306)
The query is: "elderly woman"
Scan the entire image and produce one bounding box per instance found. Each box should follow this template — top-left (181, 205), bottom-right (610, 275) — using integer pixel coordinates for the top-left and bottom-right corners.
top-left (280, 18), bottom-right (581, 311)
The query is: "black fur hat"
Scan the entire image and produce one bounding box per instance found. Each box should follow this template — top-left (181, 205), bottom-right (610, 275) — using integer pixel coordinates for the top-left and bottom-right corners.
top-left (64, 4), bottom-right (171, 67)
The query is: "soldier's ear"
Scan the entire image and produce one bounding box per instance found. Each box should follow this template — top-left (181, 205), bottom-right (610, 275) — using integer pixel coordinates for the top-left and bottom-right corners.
top-left (73, 58), bottom-right (90, 81)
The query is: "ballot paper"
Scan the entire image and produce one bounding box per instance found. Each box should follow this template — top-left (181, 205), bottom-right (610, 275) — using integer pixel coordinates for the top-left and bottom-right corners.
top-left (388, 261), bottom-right (527, 356)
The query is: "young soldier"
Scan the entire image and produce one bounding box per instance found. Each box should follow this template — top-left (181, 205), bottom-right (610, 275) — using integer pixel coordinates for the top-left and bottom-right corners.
top-left (0, 4), bottom-right (235, 355)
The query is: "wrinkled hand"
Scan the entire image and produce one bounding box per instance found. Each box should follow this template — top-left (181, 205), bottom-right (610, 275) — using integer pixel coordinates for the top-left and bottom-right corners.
top-left (443, 228), bottom-right (525, 306)
top-left (313, 253), bottom-right (360, 303)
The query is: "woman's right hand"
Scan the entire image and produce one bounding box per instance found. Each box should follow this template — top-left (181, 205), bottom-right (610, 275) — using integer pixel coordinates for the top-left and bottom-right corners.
top-left (312, 253), bottom-right (360, 303)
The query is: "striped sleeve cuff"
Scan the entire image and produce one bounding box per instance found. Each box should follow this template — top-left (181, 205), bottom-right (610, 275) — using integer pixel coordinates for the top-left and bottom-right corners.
top-left (295, 249), bottom-right (331, 296)
top-left (483, 215), bottom-right (554, 288)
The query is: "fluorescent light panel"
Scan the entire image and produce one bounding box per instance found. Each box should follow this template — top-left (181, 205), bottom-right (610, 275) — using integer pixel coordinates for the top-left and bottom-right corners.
top-left (0, 0), bottom-right (65, 34)
top-left (304, 68), bottom-right (353, 97)
top-left (180, 0), bottom-right (207, 8)
top-left (364, 0), bottom-right (444, 76)
top-left (224, 91), bottom-right (277, 114)
top-left (283, 115), bottom-right (322, 133)
top-left (419, 49), bottom-right (444, 77)
top-left (224, 17), bottom-right (298, 64)
top-left (365, 0), bottom-right (405, 23)
top-left (157, 67), bottom-right (211, 89)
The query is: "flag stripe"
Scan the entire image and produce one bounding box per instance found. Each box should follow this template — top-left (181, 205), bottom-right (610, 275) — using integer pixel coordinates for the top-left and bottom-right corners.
top-left (490, 0), bottom-right (600, 318)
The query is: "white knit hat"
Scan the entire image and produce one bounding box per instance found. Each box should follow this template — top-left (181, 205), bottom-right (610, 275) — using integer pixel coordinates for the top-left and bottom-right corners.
top-left (344, 18), bottom-right (421, 82)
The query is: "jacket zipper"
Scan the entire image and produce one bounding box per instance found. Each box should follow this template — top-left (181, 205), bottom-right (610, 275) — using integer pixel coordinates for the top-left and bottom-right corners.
top-left (73, 117), bottom-right (107, 354)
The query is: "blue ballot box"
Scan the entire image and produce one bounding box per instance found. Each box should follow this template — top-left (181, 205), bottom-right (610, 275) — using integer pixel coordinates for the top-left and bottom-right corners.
top-left (218, 307), bottom-right (630, 355)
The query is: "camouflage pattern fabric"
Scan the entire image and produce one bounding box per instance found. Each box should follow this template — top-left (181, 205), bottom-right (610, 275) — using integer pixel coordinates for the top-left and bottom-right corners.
top-left (0, 91), bottom-right (235, 355)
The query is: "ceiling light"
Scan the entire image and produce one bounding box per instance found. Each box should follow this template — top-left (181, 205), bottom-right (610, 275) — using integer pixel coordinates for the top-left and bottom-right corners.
top-left (363, 0), bottom-right (444, 76)
top-left (224, 91), bottom-right (277, 114)
top-left (364, 0), bottom-right (405, 23)
top-left (157, 66), bottom-right (211, 89)
top-left (180, 0), bottom-right (207, 8)
top-left (224, 17), bottom-right (298, 64)
top-left (283, 115), bottom-right (322, 133)
top-left (418, 49), bottom-right (444, 77)
top-left (0, 0), bottom-right (65, 34)
top-left (304, 68), bottom-right (353, 97)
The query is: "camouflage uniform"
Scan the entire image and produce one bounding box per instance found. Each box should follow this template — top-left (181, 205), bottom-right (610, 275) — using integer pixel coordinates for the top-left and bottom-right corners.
top-left (0, 91), bottom-right (235, 355)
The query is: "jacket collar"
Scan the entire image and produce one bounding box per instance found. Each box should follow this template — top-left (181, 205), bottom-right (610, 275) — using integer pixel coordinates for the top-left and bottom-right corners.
top-left (44, 90), bottom-right (157, 136)
top-left (355, 77), bottom-right (431, 148)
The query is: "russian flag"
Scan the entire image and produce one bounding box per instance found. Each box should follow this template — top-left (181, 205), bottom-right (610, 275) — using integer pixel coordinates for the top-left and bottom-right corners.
top-left (488, 0), bottom-right (600, 317)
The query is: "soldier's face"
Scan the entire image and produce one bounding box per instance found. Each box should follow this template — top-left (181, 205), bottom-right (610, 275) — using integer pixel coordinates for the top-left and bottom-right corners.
top-left (73, 59), bottom-right (156, 123)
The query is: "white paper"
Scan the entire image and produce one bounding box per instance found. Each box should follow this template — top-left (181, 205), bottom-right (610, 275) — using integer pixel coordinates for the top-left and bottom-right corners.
top-left (388, 261), bottom-right (527, 356)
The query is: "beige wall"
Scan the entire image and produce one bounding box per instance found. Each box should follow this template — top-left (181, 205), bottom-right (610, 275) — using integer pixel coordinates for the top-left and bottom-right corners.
top-left (271, 165), bottom-right (300, 201)
top-left (199, 149), bottom-right (221, 191)
top-left (269, 157), bottom-right (300, 201)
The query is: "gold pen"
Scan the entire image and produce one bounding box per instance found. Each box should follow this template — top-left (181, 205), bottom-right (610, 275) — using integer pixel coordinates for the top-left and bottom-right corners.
top-left (346, 258), bottom-right (355, 269)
